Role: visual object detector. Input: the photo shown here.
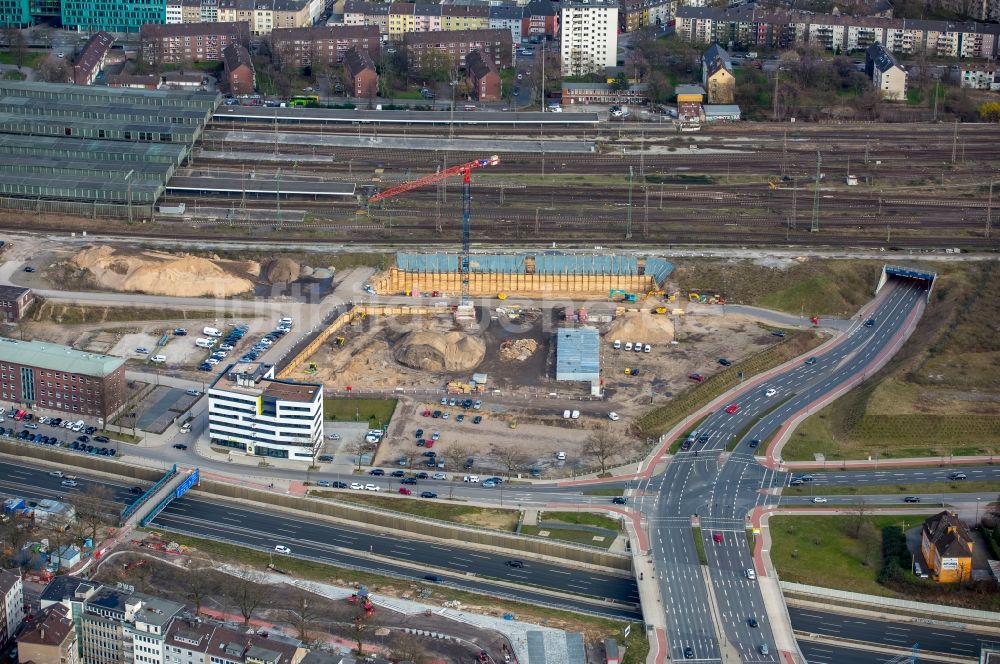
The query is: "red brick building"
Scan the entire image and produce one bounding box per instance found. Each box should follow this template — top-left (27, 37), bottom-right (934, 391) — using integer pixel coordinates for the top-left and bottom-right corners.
top-left (0, 337), bottom-right (126, 422)
top-left (269, 25), bottom-right (380, 69)
top-left (140, 21), bottom-right (251, 65)
top-left (223, 42), bottom-right (255, 95)
top-left (0, 286), bottom-right (33, 323)
top-left (404, 28), bottom-right (513, 70)
top-left (523, 0), bottom-right (559, 39)
top-left (73, 31), bottom-right (114, 85)
top-left (343, 45), bottom-right (378, 98)
top-left (106, 74), bottom-right (162, 89)
top-left (466, 49), bottom-right (501, 101)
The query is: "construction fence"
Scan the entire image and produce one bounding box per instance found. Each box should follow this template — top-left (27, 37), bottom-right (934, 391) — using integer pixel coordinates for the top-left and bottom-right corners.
top-left (375, 268), bottom-right (656, 298)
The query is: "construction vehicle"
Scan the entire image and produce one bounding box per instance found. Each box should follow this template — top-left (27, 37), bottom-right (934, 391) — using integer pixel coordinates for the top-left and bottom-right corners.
top-left (647, 289), bottom-right (665, 297)
top-left (610, 289), bottom-right (637, 303)
top-left (653, 307), bottom-right (667, 314)
top-left (497, 292), bottom-right (508, 300)
top-left (333, 337), bottom-right (345, 347)
top-left (368, 155), bottom-right (501, 310)
top-left (768, 178), bottom-right (779, 190)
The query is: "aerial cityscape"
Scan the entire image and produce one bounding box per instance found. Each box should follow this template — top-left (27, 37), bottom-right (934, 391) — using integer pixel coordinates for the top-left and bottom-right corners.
top-left (0, 0), bottom-right (997, 661)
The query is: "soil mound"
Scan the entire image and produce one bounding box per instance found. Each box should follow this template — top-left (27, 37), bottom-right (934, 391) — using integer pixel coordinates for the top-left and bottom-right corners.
top-left (70, 245), bottom-right (255, 297)
top-left (607, 312), bottom-right (675, 343)
top-left (394, 330), bottom-right (485, 372)
top-left (262, 257), bottom-right (300, 284)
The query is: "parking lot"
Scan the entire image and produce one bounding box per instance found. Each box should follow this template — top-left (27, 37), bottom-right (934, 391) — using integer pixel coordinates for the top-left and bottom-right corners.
top-left (0, 409), bottom-right (123, 458)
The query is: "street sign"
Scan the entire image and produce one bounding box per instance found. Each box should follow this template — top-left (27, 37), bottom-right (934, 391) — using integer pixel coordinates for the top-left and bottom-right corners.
top-left (624, 625), bottom-right (631, 638)
top-left (175, 468), bottom-right (200, 499)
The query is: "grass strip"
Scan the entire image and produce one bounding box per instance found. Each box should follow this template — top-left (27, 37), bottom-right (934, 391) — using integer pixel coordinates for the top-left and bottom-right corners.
top-left (307, 491), bottom-right (519, 530)
top-left (692, 527), bottom-right (707, 565)
top-left (783, 480), bottom-right (997, 496)
top-left (324, 398), bottom-right (397, 425)
top-left (582, 488), bottom-right (625, 497)
top-left (519, 525), bottom-right (615, 549)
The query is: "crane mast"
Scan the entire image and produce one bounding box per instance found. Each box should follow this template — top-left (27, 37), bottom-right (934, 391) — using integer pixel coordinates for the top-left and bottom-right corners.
top-left (367, 155), bottom-right (500, 308)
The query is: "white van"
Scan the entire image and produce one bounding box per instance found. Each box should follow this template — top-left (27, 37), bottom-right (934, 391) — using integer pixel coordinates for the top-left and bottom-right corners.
top-left (563, 410), bottom-right (571, 419)
top-left (625, 342), bottom-right (633, 351)
top-left (279, 316), bottom-right (293, 326)
top-left (613, 339), bottom-right (621, 350)
top-left (195, 338), bottom-right (215, 348)
top-left (644, 344), bottom-right (651, 353)
top-left (571, 410), bottom-right (580, 419)
top-left (150, 354), bottom-right (167, 363)
top-left (203, 327), bottom-right (222, 337)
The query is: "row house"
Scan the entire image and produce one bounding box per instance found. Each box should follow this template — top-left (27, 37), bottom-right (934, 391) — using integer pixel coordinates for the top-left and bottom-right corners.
top-left (466, 48), bottom-right (502, 101)
top-left (954, 63), bottom-right (1000, 90)
top-left (140, 21), bottom-right (251, 65)
top-left (214, 0), bottom-right (321, 35)
top-left (343, 0), bottom-right (391, 32)
top-left (403, 28), bottom-right (514, 70)
top-left (72, 31), bottom-right (114, 85)
top-left (620, 0), bottom-right (674, 33)
top-left (490, 6), bottom-right (524, 44)
top-left (270, 24), bottom-right (381, 68)
top-left (674, 6), bottom-right (1000, 58)
top-left (344, 0), bottom-right (559, 41)
top-left (522, 0), bottom-right (559, 39)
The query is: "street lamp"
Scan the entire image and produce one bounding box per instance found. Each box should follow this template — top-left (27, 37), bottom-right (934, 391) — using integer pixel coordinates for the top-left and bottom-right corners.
top-left (975, 497), bottom-right (982, 525)
top-left (449, 80), bottom-right (457, 139)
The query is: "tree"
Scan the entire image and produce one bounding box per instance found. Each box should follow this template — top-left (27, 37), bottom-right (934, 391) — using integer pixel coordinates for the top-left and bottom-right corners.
top-left (185, 568), bottom-right (218, 616)
top-left (283, 588), bottom-right (320, 644)
top-left (66, 484), bottom-right (117, 546)
top-left (979, 101), bottom-right (1000, 122)
top-left (416, 49), bottom-right (454, 83)
top-left (390, 633), bottom-right (429, 664)
top-left (581, 425), bottom-right (623, 475)
top-left (35, 58), bottom-right (70, 83)
top-left (228, 571), bottom-right (266, 625)
top-left (609, 71), bottom-right (629, 92)
top-left (4, 28), bottom-right (27, 68)
top-left (849, 498), bottom-right (870, 539)
top-left (645, 70), bottom-right (671, 104)
top-left (489, 442), bottom-right (530, 479)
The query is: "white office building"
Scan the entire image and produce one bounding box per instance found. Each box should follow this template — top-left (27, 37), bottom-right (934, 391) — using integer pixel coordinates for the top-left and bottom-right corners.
top-left (208, 362), bottom-right (324, 461)
top-left (560, 0), bottom-right (618, 77)
top-left (0, 568), bottom-right (25, 648)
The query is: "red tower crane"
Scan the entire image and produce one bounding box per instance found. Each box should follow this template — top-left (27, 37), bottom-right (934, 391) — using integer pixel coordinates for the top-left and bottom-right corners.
top-left (368, 155), bottom-right (500, 305)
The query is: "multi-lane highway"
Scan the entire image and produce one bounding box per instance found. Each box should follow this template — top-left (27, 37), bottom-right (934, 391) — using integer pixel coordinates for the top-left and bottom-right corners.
top-left (638, 277), bottom-right (931, 662)
top-left (0, 460), bottom-right (643, 621)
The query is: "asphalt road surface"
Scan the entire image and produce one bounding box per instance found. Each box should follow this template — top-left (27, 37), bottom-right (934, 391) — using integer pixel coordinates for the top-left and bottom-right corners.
top-left (638, 278), bottom-right (929, 662)
top-left (788, 606), bottom-right (990, 659)
top-left (0, 460), bottom-right (642, 621)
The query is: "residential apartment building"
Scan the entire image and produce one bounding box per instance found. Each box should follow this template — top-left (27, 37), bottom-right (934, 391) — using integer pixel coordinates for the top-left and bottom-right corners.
top-left (17, 603), bottom-right (79, 664)
top-left (956, 63), bottom-right (1000, 90)
top-left (343, 44), bottom-right (378, 97)
top-left (921, 510), bottom-right (974, 583)
top-left (140, 21), bottom-right (250, 65)
top-left (620, 0), bottom-right (673, 33)
top-left (522, 0), bottom-right (559, 39)
top-left (72, 31), bottom-right (114, 85)
top-left (0, 285), bottom-right (33, 323)
top-left (674, 6), bottom-right (1000, 58)
top-left (164, 618), bottom-right (304, 664)
top-left (60, 0), bottom-right (166, 33)
top-left (213, 0), bottom-right (321, 35)
top-left (560, 0), bottom-right (618, 77)
top-left (342, 0), bottom-right (559, 40)
top-left (466, 48), bottom-right (501, 101)
top-left (866, 42), bottom-right (906, 99)
top-left (270, 24), bottom-right (380, 68)
top-left (343, 0), bottom-right (391, 33)
top-left (208, 362), bottom-right (324, 460)
top-left (701, 43), bottom-right (734, 104)
top-left (490, 6), bottom-right (524, 44)
top-left (77, 586), bottom-right (184, 664)
top-left (404, 28), bottom-right (513, 70)
top-left (0, 337), bottom-right (126, 422)
top-left (223, 42), bottom-right (255, 94)
top-left (0, 569), bottom-right (24, 649)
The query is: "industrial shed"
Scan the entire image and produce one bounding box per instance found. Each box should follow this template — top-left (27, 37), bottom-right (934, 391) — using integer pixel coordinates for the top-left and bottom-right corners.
top-left (0, 80), bottom-right (218, 214)
top-left (556, 327), bottom-right (600, 382)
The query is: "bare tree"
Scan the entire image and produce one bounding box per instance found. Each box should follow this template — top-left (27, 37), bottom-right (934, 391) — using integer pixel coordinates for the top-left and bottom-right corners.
top-left (390, 632), bottom-right (429, 664)
top-left (35, 58), bottom-right (71, 83)
top-left (185, 568), bottom-right (218, 616)
top-left (228, 572), bottom-right (267, 625)
top-left (489, 442), bottom-right (531, 479)
top-left (0, 515), bottom-right (31, 567)
top-left (849, 497), bottom-right (870, 539)
top-left (442, 442), bottom-right (472, 474)
top-left (350, 438), bottom-right (368, 471)
top-left (66, 485), bottom-right (117, 546)
top-left (282, 588), bottom-right (321, 644)
top-left (3, 28), bottom-right (27, 68)
top-left (581, 425), bottom-right (624, 475)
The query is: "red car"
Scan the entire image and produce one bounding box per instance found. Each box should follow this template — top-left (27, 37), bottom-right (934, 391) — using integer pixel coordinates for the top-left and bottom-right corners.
top-left (725, 404), bottom-right (740, 414)
top-left (424, 439), bottom-right (435, 449)
top-left (688, 373), bottom-right (705, 382)
top-left (398, 487), bottom-right (412, 495)
top-left (421, 410), bottom-right (431, 417)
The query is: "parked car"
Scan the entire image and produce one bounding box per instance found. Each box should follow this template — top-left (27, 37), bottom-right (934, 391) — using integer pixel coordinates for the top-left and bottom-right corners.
top-left (688, 373), bottom-right (705, 382)
top-left (718, 358), bottom-right (732, 367)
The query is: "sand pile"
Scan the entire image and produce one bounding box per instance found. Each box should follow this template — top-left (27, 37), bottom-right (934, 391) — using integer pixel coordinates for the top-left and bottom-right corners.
top-left (607, 312), bottom-right (675, 342)
top-left (394, 330), bottom-right (485, 372)
top-left (71, 245), bottom-right (255, 297)
top-left (500, 338), bottom-right (537, 361)
top-left (262, 257), bottom-right (300, 284)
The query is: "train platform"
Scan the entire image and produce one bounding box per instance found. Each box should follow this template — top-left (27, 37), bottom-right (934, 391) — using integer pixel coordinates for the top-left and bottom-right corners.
top-left (166, 175), bottom-right (355, 196)
top-left (203, 130), bottom-right (596, 154)
top-left (212, 105), bottom-right (600, 126)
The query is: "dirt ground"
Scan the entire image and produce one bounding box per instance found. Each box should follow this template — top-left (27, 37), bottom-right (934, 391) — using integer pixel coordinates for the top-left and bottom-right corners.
top-left (311, 307), bottom-right (780, 475)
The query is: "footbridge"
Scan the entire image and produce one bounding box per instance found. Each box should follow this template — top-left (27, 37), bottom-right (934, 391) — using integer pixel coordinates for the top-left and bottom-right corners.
top-left (119, 464), bottom-right (200, 528)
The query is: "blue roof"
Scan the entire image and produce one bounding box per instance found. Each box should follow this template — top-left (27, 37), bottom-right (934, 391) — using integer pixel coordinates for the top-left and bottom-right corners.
top-left (556, 327), bottom-right (600, 381)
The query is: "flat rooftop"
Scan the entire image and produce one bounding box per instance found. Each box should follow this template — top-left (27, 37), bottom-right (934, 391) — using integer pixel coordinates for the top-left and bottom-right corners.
top-left (0, 336), bottom-right (125, 377)
top-left (555, 327), bottom-right (600, 380)
top-left (166, 175), bottom-right (355, 196)
top-left (212, 105), bottom-right (601, 125)
top-left (263, 379), bottom-right (321, 403)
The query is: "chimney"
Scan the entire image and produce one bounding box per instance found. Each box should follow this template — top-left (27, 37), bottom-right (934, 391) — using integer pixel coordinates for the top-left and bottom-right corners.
top-left (41, 626), bottom-right (46, 640)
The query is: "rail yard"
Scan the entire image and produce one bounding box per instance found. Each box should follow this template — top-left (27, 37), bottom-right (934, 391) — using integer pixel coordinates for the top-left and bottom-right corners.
top-left (150, 116), bottom-right (1000, 249)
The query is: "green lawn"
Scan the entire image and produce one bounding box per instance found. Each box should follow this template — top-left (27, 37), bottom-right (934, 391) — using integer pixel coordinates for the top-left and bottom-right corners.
top-left (784, 480), bottom-right (998, 496)
top-left (543, 511), bottom-right (623, 531)
top-left (308, 491), bottom-right (520, 530)
top-left (0, 50), bottom-right (45, 68)
top-left (692, 527), bottom-right (707, 565)
top-left (519, 525), bottom-right (616, 549)
top-left (324, 398), bottom-right (396, 426)
top-left (582, 487), bottom-right (625, 497)
top-left (769, 515), bottom-right (909, 596)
